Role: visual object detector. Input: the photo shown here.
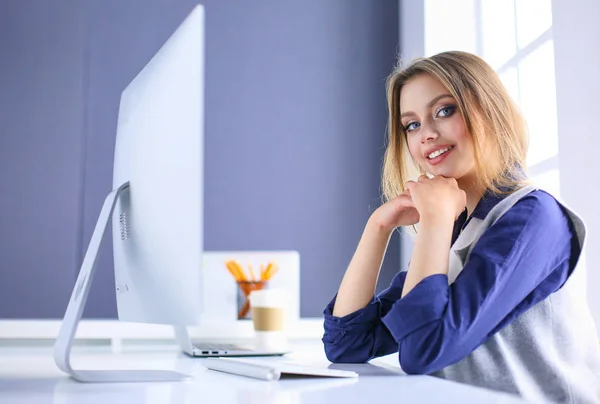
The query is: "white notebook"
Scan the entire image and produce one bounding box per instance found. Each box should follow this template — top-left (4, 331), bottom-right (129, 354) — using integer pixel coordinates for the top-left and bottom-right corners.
top-left (202, 357), bottom-right (359, 381)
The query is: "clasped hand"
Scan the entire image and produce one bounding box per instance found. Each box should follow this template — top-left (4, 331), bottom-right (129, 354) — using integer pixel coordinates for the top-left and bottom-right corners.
top-left (372, 175), bottom-right (467, 232)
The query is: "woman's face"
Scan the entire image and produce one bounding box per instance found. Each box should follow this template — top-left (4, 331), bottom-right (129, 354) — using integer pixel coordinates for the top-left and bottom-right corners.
top-left (399, 74), bottom-right (475, 180)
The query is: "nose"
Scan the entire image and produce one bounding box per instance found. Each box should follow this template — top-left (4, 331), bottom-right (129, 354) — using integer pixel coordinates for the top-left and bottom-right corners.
top-left (420, 120), bottom-right (440, 143)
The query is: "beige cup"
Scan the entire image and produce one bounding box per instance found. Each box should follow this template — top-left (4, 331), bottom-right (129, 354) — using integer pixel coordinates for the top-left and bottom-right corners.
top-left (248, 289), bottom-right (288, 351)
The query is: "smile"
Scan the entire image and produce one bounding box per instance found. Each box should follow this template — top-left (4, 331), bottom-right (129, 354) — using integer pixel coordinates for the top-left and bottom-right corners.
top-left (427, 146), bottom-right (454, 159)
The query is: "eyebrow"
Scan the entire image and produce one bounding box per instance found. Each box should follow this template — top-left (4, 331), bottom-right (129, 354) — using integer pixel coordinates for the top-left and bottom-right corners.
top-left (400, 94), bottom-right (455, 119)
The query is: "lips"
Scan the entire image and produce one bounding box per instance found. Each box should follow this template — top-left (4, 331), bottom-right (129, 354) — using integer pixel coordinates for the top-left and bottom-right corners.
top-left (424, 145), bottom-right (453, 159)
top-left (426, 145), bottom-right (454, 166)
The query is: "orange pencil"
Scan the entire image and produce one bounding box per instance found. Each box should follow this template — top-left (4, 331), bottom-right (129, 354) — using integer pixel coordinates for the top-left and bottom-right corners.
top-left (225, 261), bottom-right (239, 281)
top-left (248, 263), bottom-right (256, 282)
top-left (266, 263), bottom-right (279, 280)
top-left (261, 263), bottom-right (272, 281)
top-left (225, 263), bottom-right (239, 281)
top-left (259, 264), bottom-right (265, 280)
top-left (233, 260), bottom-right (248, 281)
top-left (263, 262), bottom-right (279, 280)
top-left (226, 260), bottom-right (246, 282)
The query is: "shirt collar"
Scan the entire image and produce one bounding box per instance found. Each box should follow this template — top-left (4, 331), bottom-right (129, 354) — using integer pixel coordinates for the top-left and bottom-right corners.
top-left (470, 167), bottom-right (528, 220)
top-left (452, 189), bottom-right (505, 245)
top-left (470, 183), bottom-right (523, 220)
top-left (470, 190), bottom-right (505, 220)
top-left (451, 180), bottom-right (524, 245)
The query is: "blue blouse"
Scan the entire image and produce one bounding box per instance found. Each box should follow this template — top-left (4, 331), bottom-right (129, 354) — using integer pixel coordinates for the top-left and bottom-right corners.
top-left (322, 189), bottom-right (579, 374)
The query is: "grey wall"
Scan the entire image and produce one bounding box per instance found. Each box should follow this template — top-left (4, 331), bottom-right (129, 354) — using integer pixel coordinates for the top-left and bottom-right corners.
top-left (0, 0), bottom-right (400, 319)
top-left (0, 1), bottom-right (87, 318)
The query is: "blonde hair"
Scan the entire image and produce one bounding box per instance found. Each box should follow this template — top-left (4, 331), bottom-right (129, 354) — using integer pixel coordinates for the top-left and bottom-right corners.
top-left (382, 51), bottom-right (530, 203)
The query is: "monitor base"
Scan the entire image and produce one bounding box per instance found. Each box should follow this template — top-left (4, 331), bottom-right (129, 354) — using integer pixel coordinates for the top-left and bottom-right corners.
top-left (52, 181), bottom-right (192, 383)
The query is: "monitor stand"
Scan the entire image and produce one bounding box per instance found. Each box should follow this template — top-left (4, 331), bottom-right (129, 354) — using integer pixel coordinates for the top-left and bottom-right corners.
top-left (53, 181), bottom-right (192, 383)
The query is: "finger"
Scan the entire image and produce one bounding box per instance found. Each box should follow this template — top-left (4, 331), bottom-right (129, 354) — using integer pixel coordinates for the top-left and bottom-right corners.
top-left (400, 192), bottom-right (409, 200)
top-left (432, 174), bottom-right (450, 181)
top-left (404, 180), bottom-right (417, 190)
top-left (394, 194), bottom-right (415, 208)
top-left (435, 174), bottom-right (455, 183)
top-left (417, 175), bottom-right (428, 183)
top-left (395, 190), bottom-right (413, 200)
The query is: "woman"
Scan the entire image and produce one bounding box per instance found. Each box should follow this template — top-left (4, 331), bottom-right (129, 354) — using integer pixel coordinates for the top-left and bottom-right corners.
top-left (322, 51), bottom-right (600, 403)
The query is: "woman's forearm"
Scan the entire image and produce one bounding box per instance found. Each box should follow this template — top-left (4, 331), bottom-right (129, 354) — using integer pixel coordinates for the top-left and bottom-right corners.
top-left (402, 216), bottom-right (454, 297)
top-left (332, 218), bottom-right (393, 317)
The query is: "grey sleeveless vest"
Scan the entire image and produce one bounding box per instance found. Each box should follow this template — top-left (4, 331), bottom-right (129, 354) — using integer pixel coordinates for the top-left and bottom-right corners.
top-left (431, 185), bottom-right (600, 403)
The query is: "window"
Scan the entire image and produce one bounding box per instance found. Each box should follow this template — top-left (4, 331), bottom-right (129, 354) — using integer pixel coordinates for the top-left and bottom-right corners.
top-left (424, 0), bottom-right (559, 196)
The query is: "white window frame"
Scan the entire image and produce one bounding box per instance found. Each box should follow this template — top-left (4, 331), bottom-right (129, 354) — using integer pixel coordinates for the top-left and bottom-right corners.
top-left (475, 0), bottom-right (558, 183)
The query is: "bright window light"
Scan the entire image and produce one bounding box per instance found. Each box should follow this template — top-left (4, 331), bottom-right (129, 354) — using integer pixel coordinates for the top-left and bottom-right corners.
top-left (515, 0), bottom-right (553, 49)
top-left (424, 0), bottom-right (477, 56)
top-left (518, 40), bottom-right (559, 167)
top-left (531, 168), bottom-right (560, 198)
top-left (481, 0), bottom-right (516, 69)
top-left (499, 67), bottom-right (520, 104)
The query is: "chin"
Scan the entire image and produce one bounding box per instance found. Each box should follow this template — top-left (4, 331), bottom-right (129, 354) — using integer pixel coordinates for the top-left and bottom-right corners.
top-left (428, 167), bottom-right (458, 178)
top-left (428, 163), bottom-right (473, 180)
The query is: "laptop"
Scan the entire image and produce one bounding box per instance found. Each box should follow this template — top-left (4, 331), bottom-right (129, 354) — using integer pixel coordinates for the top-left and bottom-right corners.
top-left (175, 326), bottom-right (289, 357)
top-left (202, 357), bottom-right (358, 380)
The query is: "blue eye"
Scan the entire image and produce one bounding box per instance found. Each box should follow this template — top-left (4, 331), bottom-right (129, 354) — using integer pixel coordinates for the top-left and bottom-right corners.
top-left (404, 121), bottom-right (420, 132)
top-left (403, 105), bottom-right (456, 132)
top-left (437, 105), bottom-right (456, 118)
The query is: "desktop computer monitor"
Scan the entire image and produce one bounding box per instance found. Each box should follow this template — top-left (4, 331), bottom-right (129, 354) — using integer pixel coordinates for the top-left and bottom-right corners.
top-left (54, 4), bottom-right (205, 383)
top-left (111, 7), bottom-right (203, 328)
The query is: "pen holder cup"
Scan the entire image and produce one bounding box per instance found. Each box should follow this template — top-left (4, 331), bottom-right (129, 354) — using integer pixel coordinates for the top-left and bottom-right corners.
top-left (236, 280), bottom-right (267, 320)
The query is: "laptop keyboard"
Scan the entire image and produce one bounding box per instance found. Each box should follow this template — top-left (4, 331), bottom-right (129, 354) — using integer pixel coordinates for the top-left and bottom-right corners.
top-left (193, 343), bottom-right (251, 351)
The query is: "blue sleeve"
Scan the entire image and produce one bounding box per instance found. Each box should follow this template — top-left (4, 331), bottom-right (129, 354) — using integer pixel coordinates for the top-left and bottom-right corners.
top-left (381, 191), bottom-right (575, 374)
top-left (322, 270), bottom-right (407, 363)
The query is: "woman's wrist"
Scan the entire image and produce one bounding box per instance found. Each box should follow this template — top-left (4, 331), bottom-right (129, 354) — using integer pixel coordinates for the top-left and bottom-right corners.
top-left (418, 211), bottom-right (456, 227)
top-left (367, 214), bottom-right (396, 236)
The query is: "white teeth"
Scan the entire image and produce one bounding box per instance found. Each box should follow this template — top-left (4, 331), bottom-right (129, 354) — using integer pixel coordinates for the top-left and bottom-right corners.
top-left (428, 146), bottom-right (453, 159)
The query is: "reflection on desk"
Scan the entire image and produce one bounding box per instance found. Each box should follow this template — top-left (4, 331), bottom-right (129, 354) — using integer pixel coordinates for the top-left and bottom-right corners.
top-left (0, 341), bottom-right (527, 404)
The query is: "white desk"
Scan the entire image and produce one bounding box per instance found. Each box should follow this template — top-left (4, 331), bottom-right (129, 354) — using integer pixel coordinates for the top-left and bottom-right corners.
top-left (0, 340), bottom-right (526, 403)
